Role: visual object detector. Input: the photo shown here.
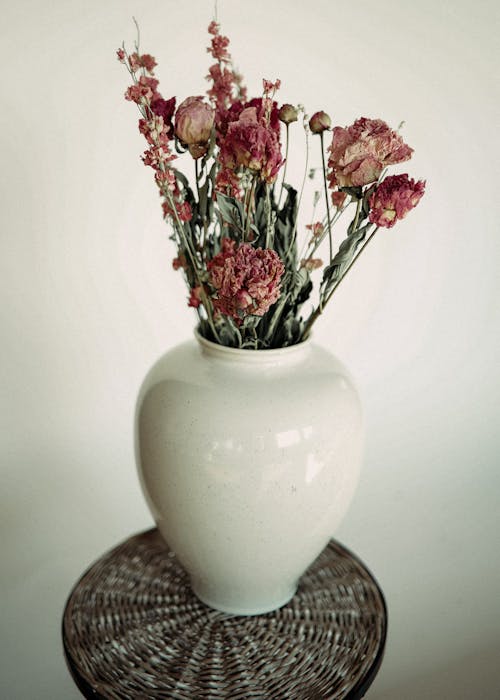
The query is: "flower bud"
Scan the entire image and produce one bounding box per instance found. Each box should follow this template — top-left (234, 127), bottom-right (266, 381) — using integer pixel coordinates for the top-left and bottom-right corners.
top-left (309, 111), bottom-right (331, 134)
top-left (278, 103), bottom-right (298, 125)
top-left (175, 96), bottom-right (214, 147)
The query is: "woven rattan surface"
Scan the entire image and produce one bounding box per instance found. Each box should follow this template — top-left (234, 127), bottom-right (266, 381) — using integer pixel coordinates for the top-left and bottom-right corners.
top-left (62, 529), bottom-right (386, 700)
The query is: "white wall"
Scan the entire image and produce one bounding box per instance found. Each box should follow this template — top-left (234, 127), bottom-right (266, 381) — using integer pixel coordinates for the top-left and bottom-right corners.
top-left (1, 1), bottom-right (499, 697)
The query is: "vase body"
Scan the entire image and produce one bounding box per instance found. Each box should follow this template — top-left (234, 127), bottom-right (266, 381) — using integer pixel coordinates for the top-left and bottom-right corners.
top-left (135, 332), bottom-right (363, 615)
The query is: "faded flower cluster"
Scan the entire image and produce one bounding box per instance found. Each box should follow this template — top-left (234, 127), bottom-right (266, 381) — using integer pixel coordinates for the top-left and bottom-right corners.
top-left (369, 174), bottom-right (425, 228)
top-left (208, 238), bottom-right (285, 321)
top-left (118, 19), bottom-right (425, 349)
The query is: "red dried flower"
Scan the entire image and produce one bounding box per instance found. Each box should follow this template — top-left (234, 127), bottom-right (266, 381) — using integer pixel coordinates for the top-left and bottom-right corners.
top-left (207, 238), bottom-right (285, 321)
top-left (328, 118), bottom-right (413, 188)
top-left (218, 106), bottom-right (283, 183)
top-left (368, 174), bottom-right (425, 228)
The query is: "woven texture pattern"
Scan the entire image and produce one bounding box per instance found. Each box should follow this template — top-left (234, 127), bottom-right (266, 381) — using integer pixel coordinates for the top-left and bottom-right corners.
top-left (63, 529), bottom-right (386, 699)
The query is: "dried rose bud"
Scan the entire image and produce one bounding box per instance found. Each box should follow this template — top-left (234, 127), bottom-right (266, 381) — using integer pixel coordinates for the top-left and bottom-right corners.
top-left (309, 111), bottom-right (331, 134)
top-left (175, 96), bottom-right (214, 147)
top-left (278, 104), bottom-right (298, 124)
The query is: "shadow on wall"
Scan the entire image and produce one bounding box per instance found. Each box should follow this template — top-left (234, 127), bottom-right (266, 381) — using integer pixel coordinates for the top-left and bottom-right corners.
top-left (370, 642), bottom-right (500, 700)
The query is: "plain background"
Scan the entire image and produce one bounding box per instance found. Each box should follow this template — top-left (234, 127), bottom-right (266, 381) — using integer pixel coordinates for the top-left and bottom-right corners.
top-left (1, 0), bottom-right (499, 697)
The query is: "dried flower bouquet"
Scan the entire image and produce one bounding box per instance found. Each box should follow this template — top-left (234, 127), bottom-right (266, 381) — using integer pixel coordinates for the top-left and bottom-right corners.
top-left (118, 20), bottom-right (425, 349)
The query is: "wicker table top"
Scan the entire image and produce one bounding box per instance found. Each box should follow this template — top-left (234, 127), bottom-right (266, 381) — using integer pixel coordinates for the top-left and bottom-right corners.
top-left (62, 529), bottom-right (386, 700)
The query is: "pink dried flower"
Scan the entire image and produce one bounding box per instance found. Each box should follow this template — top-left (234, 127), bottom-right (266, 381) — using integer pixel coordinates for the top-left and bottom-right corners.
top-left (208, 20), bottom-right (219, 35)
top-left (175, 96), bottom-right (214, 147)
top-left (188, 286), bottom-right (203, 308)
top-left (309, 111), bottom-right (331, 134)
top-left (116, 48), bottom-right (126, 62)
top-left (306, 222), bottom-right (324, 238)
top-left (328, 117), bottom-right (413, 188)
top-left (125, 75), bottom-right (160, 104)
top-left (207, 238), bottom-right (285, 321)
top-left (162, 199), bottom-right (193, 223)
top-left (207, 64), bottom-right (241, 125)
top-left (206, 22), bottom-right (247, 131)
top-left (215, 167), bottom-right (244, 200)
top-left (140, 54), bottom-right (157, 73)
top-left (331, 190), bottom-right (347, 208)
top-left (223, 98), bottom-right (281, 136)
top-left (172, 254), bottom-right (187, 270)
top-left (263, 79), bottom-right (281, 94)
top-left (142, 144), bottom-right (176, 170)
top-left (128, 53), bottom-right (157, 73)
top-left (368, 174), bottom-right (425, 228)
top-left (218, 106), bottom-right (283, 183)
top-left (209, 34), bottom-right (231, 62)
top-left (128, 53), bottom-right (141, 72)
top-left (177, 201), bottom-right (193, 222)
top-left (138, 115), bottom-right (172, 148)
top-left (150, 96), bottom-right (176, 139)
top-left (155, 168), bottom-right (177, 189)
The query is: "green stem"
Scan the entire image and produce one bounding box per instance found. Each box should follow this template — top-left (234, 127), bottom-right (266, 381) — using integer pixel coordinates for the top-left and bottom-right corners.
top-left (301, 227), bottom-right (378, 340)
top-left (244, 177), bottom-right (257, 241)
top-left (352, 196), bottom-right (362, 234)
top-left (277, 123), bottom-right (289, 209)
top-left (320, 131), bottom-right (333, 261)
top-left (265, 184), bottom-right (273, 248)
top-left (287, 115), bottom-right (309, 258)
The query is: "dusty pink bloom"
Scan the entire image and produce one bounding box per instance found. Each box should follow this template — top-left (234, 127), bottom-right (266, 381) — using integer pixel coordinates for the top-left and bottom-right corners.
top-left (218, 106), bottom-right (283, 183)
top-left (215, 167), bottom-right (244, 200)
top-left (306, 222), bottom-right (324, 238)
top-left (175, 96), bottom-right (214, 148)
top-left (116, 48), bottom-right (126, 62)
top-left (208, 21), bottom-right (219, 35)
top-left (128, 53), bottom-right (141, 72)
top-left (309, 111), bottom-right (331, 134)
top-left (207, 21), bottom-right (231, 62)
top-left (278, 103), bottom-right (298, 124)
top-left (162, 198), bottom-right (192, 223)
top-left (207, 238), bottom-right (285, 321)
top-left (125, 75), bottom-right (160, 104)
top-left (128, 52), bottom-right (157, 73)
top-left (142, 144), bottom-right (177, 170)
top-left (369, 174), bottom-right (425, 228)
top-left (172, 254), bottom-right (187, 270)
top-left (155, 168), bottom-right (178, 189)
top-left (188, 286), bottom-right (203, 308)
top-left (300, 257), bottom-right (323, 271)
top-left (150, 96), bottom-right (176, 139)
top-left (206, 22), bottom-right (247, 130)
top-left (177, 201), bottom-right (193, 222)
top-left (223, 98), bottom-right (280, 137)
top-left (138, 115), bottom-right (172, 148)
top-left (207, 64), bottom-right (242, 126)
top-left (142, 54), bottom-right (156, 72)
top-left (331, 190), bottom-right (347, 208)
top-left (209, 33), bottom-right (231, 62)
top-left (328, 117), bottom-right (413, 188)
top-left (263, 78), bottom-right (281, 94)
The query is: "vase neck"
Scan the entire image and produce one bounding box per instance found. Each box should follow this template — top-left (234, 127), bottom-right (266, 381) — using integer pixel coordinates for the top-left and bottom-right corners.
top-left (195, 330), bottom-right (312, 366)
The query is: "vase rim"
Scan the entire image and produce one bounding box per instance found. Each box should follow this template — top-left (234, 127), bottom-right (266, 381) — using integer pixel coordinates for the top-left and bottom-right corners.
top-left (194, 327), bottom-right (311, 362)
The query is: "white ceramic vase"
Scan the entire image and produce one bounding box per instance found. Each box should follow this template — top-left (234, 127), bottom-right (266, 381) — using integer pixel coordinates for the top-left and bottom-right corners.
top-left (135, 331), bottom-right (363, 615)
